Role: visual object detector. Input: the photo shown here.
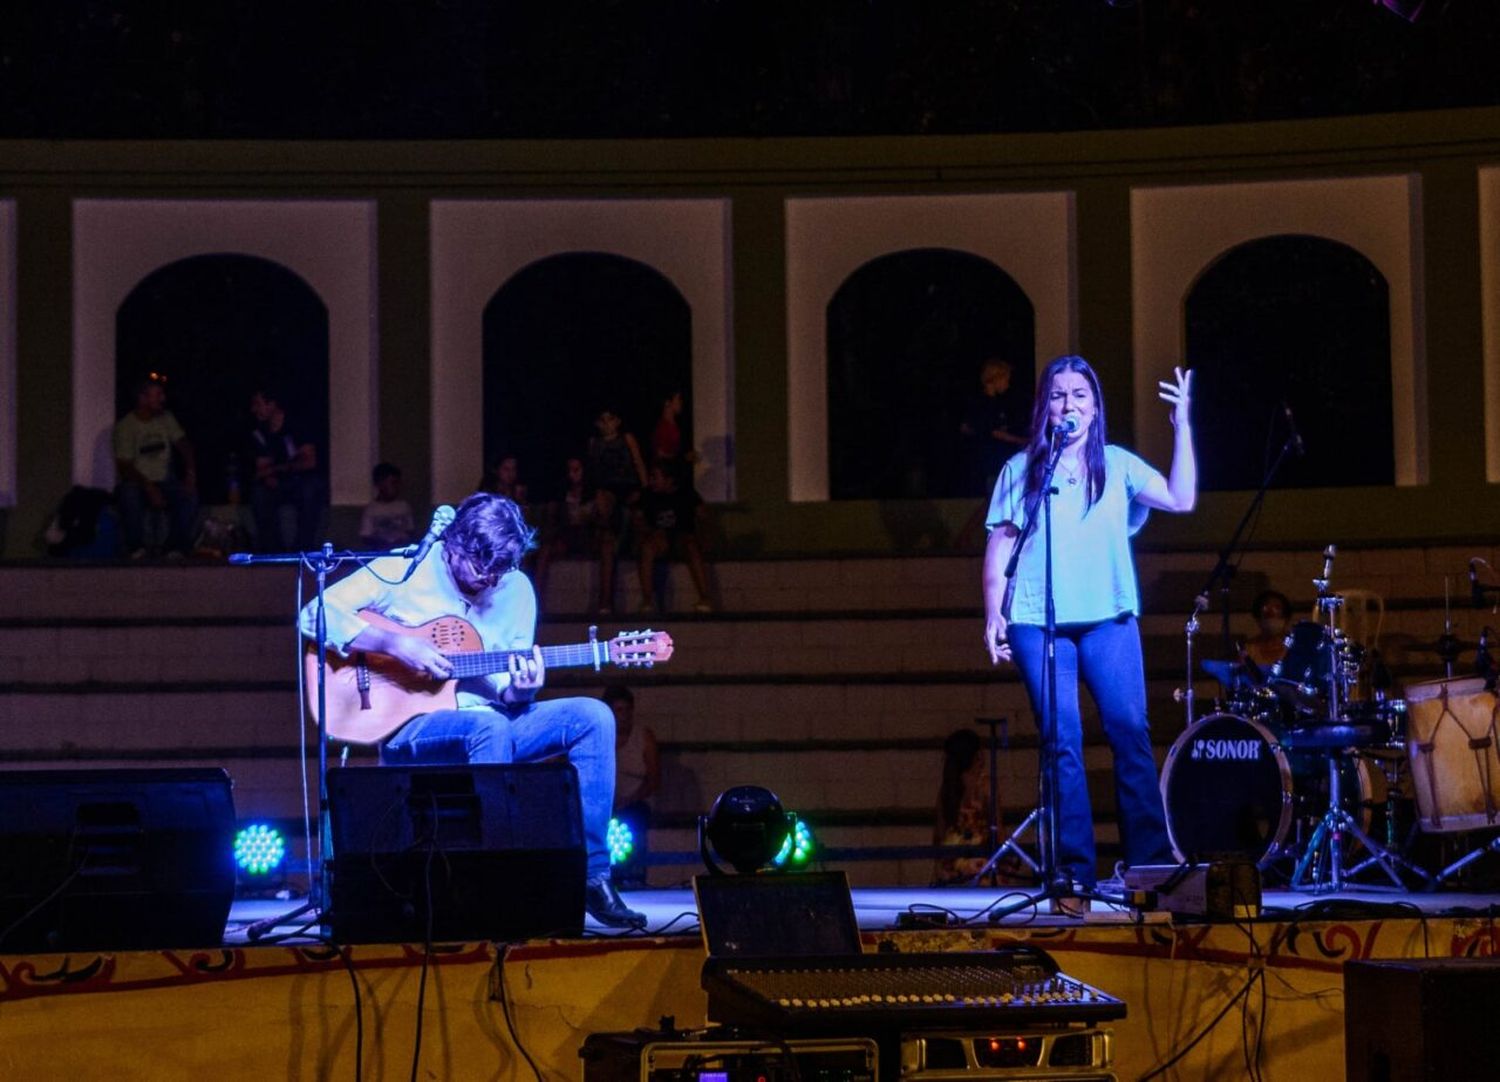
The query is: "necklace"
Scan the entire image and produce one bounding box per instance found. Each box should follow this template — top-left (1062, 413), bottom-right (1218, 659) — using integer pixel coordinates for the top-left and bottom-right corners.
top-left (1058, 457), bottom-right (1084, 487)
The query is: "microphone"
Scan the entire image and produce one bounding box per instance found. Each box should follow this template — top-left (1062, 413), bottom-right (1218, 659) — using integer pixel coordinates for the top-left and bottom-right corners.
top-left (1320, 543), bottom-right (1336, 584)
top-left (1472, 558), bottom-right (1487, 609)
top-left (1282, 401), bottom-right (1306, 457)
top-left (401, 505), bottom-right (456, 566)
top-left (1052, 414), bottom-right (1080, 439)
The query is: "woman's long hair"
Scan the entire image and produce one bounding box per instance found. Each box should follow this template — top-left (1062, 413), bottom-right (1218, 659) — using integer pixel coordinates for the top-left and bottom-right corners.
top-left (1024, 354), bottom-right (1108, 512)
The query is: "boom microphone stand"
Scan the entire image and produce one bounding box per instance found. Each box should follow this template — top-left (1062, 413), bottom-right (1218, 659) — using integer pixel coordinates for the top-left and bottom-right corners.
top-left (1183, 426), bottom-right (1301, 724)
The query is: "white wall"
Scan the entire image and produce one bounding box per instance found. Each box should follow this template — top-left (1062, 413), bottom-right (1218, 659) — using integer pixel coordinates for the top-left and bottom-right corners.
top-left (429, 198), bottom-right (734, 503)
top-left (1480, 167), bottom-right (1500, 483)
top-left (784, 191), bottom-right (1077, 501)
top-left (1131, 174), bottom-right (1425, 485)
top-left (0, 201), bottom-right (15, 507)
top-left (72, 200), bottom-right (378, 504)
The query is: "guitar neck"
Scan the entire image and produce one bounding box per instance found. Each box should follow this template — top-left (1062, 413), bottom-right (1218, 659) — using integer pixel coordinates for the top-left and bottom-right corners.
top-left (443, 641), bottom-right (610, 679)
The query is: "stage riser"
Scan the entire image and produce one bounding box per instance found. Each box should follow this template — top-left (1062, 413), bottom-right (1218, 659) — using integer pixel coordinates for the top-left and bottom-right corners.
top-left (0, 916), bottom-right (1457, 1081)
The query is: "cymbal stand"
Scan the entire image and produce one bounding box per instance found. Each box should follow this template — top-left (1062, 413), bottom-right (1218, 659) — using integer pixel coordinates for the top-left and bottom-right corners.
top-left (1290, 747), bottom-right (1418, 891)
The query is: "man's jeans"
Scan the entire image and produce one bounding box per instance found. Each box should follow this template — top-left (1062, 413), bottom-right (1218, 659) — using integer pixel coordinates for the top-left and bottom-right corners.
top-left (381, 696), bottom-right (617, 877)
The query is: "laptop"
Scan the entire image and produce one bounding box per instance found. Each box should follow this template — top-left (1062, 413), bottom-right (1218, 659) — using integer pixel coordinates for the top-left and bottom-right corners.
top-left (693, 871), bottom-right (862, 958)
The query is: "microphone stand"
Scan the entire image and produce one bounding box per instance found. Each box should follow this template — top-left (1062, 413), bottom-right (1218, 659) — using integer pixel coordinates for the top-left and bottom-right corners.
top-left (989, 425), bottom-right (1086, 920)
top-left (1183, 431), bottom-right (1300, 725)
top-left (232, 540), bottom-right (421, 942)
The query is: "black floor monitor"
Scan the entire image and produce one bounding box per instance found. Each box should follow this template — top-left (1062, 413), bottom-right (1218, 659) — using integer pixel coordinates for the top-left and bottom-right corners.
top-left (326, 762), bottom-right (587, 944)
top-left (0, 768), bottom-right (237, 953)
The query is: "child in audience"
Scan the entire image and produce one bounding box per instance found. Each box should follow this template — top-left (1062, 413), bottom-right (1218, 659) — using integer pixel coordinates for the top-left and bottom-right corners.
top-left (359, 462), bottom-right (416, 548)
top-left (637, 459), bottom-right (713, 614)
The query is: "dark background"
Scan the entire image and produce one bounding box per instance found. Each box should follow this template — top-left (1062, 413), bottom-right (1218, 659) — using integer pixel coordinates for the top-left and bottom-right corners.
top-left (3, 2), bottom-right (1496, 140)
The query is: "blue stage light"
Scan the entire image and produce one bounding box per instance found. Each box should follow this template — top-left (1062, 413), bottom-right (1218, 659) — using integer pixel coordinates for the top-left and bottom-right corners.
top-left (772, 817), bottom-right (815, 867)
top-left (234, 824), bottom-right (286, 876)
top-left (607, 817), bottom-right (635, 865)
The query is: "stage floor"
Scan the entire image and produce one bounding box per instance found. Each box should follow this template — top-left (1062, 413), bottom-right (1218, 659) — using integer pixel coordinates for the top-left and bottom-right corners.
top-left (225, 881), bottom-right (1500, 944)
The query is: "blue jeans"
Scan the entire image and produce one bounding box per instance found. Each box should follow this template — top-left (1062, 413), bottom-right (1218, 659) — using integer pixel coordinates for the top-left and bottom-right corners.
top-left (380, 696), bottom-right (617, 877)
top-left (251, 473), bottom-right (326, 552)
top-left (116, 478), bottom-right (198, 554)
top-left (1009, 615), bottom-right (1172, 885)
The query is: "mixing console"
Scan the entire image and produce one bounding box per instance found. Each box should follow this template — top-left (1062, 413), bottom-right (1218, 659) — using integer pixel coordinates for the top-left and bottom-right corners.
top-left (702, 948), bottom-right (1125, 1032)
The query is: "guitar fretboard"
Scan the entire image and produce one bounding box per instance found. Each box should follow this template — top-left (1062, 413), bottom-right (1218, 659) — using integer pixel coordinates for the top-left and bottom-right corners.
top-left (443, 642), bottom-right (609, 679)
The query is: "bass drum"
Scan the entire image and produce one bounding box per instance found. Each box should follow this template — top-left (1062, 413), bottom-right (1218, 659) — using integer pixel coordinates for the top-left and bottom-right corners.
top-left (1162, 713), bottom-right (1294, 867)
top-left (1161, 713), bottom-right (1379, 868)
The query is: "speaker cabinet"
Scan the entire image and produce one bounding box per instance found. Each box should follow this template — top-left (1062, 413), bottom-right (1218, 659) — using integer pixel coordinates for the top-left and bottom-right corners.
top-left (0, 768), bottom-right (236, 953)
top-left (326, 763), bottom-right (586, 943)
top-left (1345, 958), bottom-right (1500, 1081)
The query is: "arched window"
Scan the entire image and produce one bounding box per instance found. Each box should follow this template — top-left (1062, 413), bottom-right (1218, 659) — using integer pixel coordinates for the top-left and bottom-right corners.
top-left (481, 253), bottom-right (692, 501)
top-left (826, 248), bottom-right (1035, 500)
top-left (1184, 234), bottom-right (1392, 490)
top-left (115, 254), bottom-right (330, 504)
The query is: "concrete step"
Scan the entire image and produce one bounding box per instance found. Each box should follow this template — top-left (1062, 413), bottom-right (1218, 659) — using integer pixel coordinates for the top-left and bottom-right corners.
top-left (2, 541), bottom-right (1492, 621)
top-left (0, 601), bottom-right (1481, 689)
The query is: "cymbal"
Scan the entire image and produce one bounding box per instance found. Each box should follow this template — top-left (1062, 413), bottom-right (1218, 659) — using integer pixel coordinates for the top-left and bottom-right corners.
top-left (1387, 635), bottom-right (1480, 655)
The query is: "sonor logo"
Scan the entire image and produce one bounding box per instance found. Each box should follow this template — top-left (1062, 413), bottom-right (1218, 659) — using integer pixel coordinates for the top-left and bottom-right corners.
top-left (1190, 739), bottom-right (1263, 762)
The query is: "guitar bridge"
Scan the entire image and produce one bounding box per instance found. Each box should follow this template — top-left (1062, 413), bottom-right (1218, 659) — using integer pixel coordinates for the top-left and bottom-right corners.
top-left (354, 652), bottom-right (372, 711)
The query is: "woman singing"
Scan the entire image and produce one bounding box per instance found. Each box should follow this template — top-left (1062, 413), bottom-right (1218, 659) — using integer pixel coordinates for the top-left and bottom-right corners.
top-left (982, 355), bottom-right (1196, 896)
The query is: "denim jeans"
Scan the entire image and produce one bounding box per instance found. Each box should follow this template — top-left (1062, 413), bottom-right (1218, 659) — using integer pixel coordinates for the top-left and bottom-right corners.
top-left (1009, 615), bottom-right (1172, 885)
top-left (250, 472), bottom-right (326, 552)
top-left (115, 478), bottom-right (198, 554)
top-left (380, 696), bottom-right (617, 877)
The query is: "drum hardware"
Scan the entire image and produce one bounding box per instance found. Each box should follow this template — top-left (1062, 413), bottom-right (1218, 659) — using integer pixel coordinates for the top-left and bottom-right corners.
top-left (1345, 733), bottom-right (1425, 882)
top-left (1284, 723), bottom-right (1431, 891)
top-left (1160, 711), bottom-right (1386, 874)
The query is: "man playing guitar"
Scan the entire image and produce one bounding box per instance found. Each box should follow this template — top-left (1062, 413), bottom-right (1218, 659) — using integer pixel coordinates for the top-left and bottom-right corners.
top-left (298, 491), bottom-right (647, 928)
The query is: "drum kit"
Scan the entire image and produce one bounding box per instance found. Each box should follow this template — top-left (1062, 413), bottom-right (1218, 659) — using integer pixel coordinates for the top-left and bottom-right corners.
top-left (1161, 547), bottom-right (1500, 892)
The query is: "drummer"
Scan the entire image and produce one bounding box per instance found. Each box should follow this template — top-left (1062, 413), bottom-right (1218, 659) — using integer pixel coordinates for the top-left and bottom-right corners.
top-left (1243, 589), bottom-right (1292, 675)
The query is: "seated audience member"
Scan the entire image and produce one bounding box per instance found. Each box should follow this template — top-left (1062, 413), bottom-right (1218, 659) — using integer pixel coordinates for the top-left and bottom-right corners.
top-left (1243, 588), bottom-right (1292, 674)
top-left (587, 408), bottom-right (649, 614)
top-left (478, 453), bottom-right (530, 511)
top-left (605, 685), bottom-right (660, 888)
top-left (247, 387), bottom-right (325, 552)
top-left (652, 389), bottom-right (687, 464)
top-left (637, 460), bottom-right (713, 614)
top-left (933, 728), bottom-right (1018, 887)
top-left (359, 462), bottom-right (417, 548)
top-left (534, 455), bottom-right (606, 607)
top-left (113, 372), bottom-right (198, 559)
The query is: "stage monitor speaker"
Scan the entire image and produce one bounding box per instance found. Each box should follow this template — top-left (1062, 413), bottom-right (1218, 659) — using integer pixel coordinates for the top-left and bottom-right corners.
top-left (1345, 958), bottom-right (1500, 1081)
top-left (0, 768), bottom-right (237, 953)
top-left (326, 763), bottom-right (586, 944)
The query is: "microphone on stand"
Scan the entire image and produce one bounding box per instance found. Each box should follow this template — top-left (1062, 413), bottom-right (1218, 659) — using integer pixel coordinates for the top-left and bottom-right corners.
top-left (1321, 543), bottom-right (1336, 584)
top-left (1282, 401), bottom-right (1306, 457)
top-left (1051, 414), bottom-right (1080, 441)
top-left (398, 505), bottom-right (456, 580)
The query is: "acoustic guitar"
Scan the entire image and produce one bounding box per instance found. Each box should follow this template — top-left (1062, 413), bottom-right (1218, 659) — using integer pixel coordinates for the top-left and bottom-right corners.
top-left (304, 609), bottom-right (674, 745)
